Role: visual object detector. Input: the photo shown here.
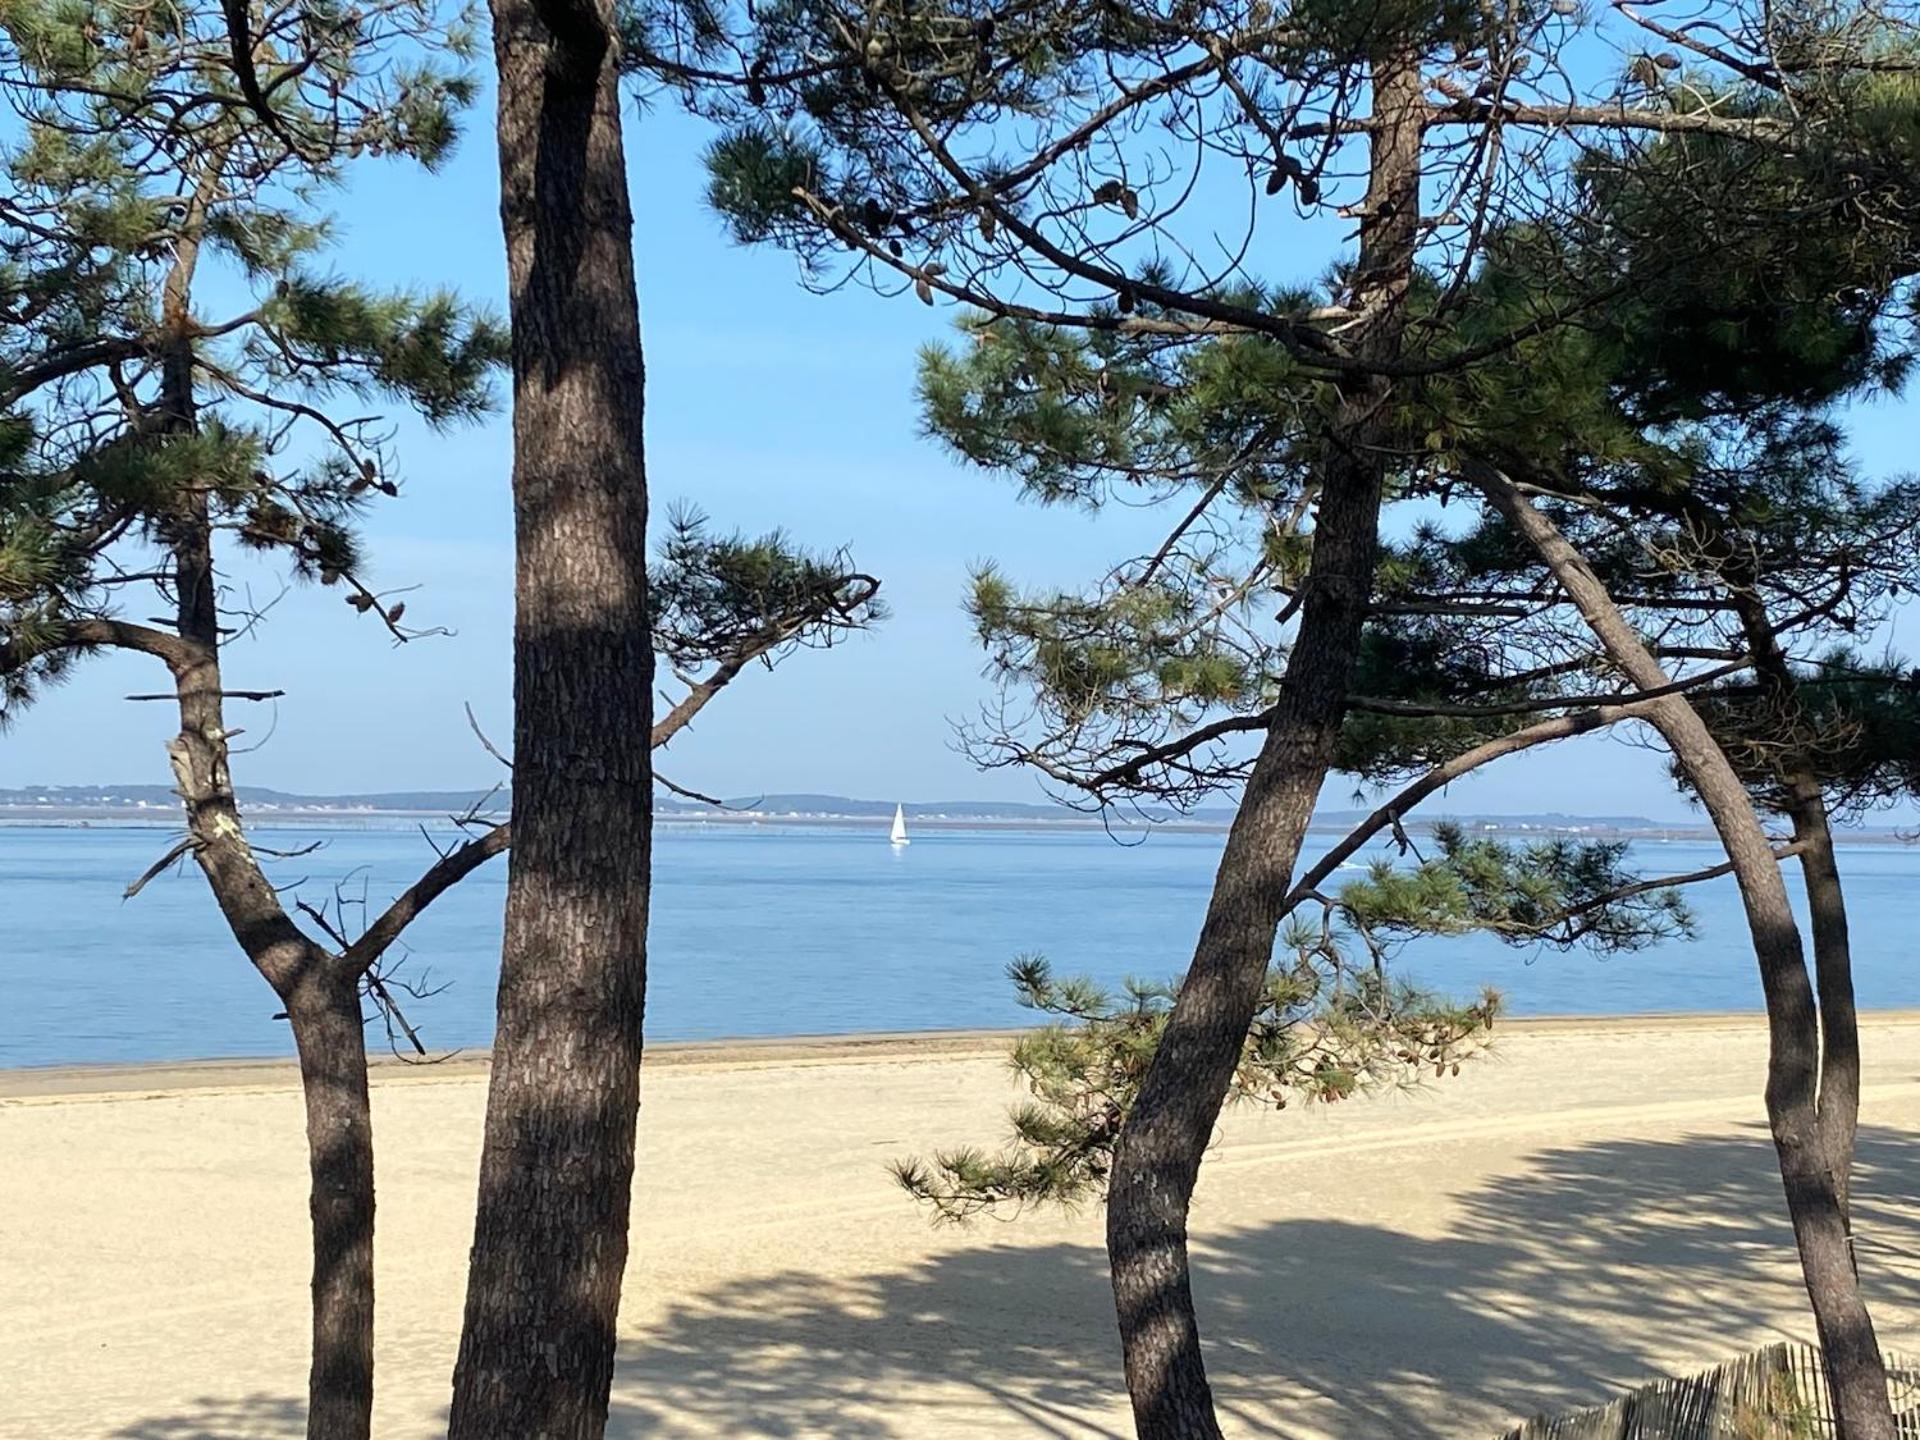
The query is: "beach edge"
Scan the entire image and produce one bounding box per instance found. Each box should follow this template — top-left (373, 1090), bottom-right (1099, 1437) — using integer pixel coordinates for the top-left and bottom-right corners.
top-left (10, 1010), bottom-right (1920, 1101)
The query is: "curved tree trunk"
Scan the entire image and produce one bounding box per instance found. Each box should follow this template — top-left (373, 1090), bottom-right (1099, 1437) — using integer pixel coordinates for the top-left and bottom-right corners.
top-left (154, 199), bottom-right (382, 1434)
top-left (164, 634), bottom-right (380, 1440)
top-left (1800, 803), bottom-right (1860, 1228)
top-left (166, 517), bottom-right (379, 1440)
top-left (1669, 499), bottom-right (1865, 1242)
top-left (1474, 468), bottom-right (1895, 1440)
top-left (1722, 583), bottom-right (1862, 1235)
top-left (159, 586), bottom-right (380, 1440)
top-left (1101, 52), bottom-right (1425, 1440)
top-left (445, 0), bottom-right (653, 1431)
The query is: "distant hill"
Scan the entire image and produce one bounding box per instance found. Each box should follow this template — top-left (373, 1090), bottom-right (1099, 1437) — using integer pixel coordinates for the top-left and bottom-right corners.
top-left (0, 782), bottom-right (1696, 832)
top-left (717, 793), bottom-right (1117, 820)
top-left (0, 783), bottom-right (509, 814)
top-left (696, 795), bottom-right (1686, 832)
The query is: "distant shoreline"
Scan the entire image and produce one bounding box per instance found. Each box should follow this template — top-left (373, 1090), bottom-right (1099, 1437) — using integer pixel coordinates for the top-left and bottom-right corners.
top-left (10, 1011), bottom-right (1920, 1101)
top-left (1, 806), bottom-right (1912, 844)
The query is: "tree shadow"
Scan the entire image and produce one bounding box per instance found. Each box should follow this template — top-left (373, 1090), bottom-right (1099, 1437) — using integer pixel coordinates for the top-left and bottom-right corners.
top-left (99, 1127), bottom-right (1920, 1439)
top-left (105, 1392), bottom-right (305, 1439)
top-left (602, 1125), bottom-right (1920, 1438)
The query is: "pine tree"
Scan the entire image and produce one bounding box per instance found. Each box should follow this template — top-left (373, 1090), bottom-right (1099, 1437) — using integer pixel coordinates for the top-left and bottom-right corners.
top-left (630, 0), bottom-right (1920, 1431)
top-left (1358, 94), bottom-right (1920, 1434)
top-left (1437, 374), bottom-right (1920, 1440)
top-left (0, 4), bottom-right (884, 1435)
top-left (0, 6), bottom-right (500, 1434)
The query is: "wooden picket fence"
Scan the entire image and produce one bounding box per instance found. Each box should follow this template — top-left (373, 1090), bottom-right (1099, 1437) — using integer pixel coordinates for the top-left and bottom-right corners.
top-left (1497, 1343), bottom-right (1920, 1439)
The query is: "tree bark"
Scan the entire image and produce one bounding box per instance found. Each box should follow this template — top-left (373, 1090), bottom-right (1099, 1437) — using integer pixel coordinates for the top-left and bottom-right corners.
top-left (286, 968), bottom-right (377, 1439)
top-left (444, 0), bottom-right (653, 1431)
top-left (1100, 51), bottom-right (1426, 1440)
top-left (1801, 801), bottom-right (1860, 1227)
top-left (1473, 468), bottom-right (1895, 1440)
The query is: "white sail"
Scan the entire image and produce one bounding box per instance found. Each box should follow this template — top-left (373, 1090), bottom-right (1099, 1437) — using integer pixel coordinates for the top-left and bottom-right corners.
top-left (890, 803), bottom-right (910, 845)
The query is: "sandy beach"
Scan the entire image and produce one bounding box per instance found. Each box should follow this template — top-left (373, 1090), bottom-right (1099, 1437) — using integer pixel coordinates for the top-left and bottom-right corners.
top-left (4, 1015), bottom-right (1919, 1439)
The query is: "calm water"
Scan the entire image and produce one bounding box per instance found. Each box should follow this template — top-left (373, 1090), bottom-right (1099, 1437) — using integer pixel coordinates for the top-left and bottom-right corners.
top-left (1, 822), bottom-right (1916, 1067)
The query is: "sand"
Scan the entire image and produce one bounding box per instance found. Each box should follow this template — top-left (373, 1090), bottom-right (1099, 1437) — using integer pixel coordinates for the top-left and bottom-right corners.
top-left (4, 1015), bottom-right (1920, 1439)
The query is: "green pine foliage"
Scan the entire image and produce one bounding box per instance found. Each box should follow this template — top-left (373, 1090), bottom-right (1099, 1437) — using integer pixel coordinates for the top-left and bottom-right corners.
top-left (1691, 652), bottom-right (1920, 818)
top-left (967, 564), bottom-right (1260, 726)
top-left (897, 120), bottom-right (1920, 803)
top-left (1406, 309), bottom-right (1920, 824)
top-left (652, 506), bottom-right (884, 669)
top-left (915, 299), bottom-right (1336, 804)
top-left (257, 279), bottom-right (505, 427)
top-left (0, 0), bottom-right (505, 721)
top-left (894, 951), bottom-right (1500, 1220)
top-left (634, 0), bottom-right (1920, 820)
top-left (918, 298), bottom-right (1313, 508)
top-left (1338, 823), bottom-right (1693, 950)
top-left (702, 122), bottom-right (826, 248)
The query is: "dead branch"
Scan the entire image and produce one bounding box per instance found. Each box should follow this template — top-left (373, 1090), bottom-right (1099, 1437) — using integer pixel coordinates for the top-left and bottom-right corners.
top-left (656, 773), bottom-right (728, 807)
top-left (123, 835), bottom-right (200, 899)
top-left (126, 688), bottom-right (285, 702)
top-left (464, 701), bottom-right (512, 769)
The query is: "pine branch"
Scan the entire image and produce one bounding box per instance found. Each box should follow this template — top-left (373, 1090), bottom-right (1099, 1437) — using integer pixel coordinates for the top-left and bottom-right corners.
top-left (2, 339), bottom-right (149, 406)
top-left (342, 822), bottom-right (510, 978)
top-left (1284, 698), bottom-right (1669, 913)
top-left (1517, 842), bottom-right (1808, 938)
top-left (1347, 660), bottom-right (1749, 719)
top-left (219, 0), bottom-right (297, 147)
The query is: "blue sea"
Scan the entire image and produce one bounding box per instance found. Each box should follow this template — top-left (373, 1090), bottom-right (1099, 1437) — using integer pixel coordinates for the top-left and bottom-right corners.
top-left (1, 821), bottom-right (1916, 1068)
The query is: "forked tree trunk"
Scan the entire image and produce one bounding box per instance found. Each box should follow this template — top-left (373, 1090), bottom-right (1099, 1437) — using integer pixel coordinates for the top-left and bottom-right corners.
top-left (1475, 469), bottom-right (1895, 1440)
top-left (444, 0), bottom-right (653, 1431)
top-left (1718, 563), bottom-right (1862, 1233)
top-left (1101, 52), bottom-right (1425, 1440)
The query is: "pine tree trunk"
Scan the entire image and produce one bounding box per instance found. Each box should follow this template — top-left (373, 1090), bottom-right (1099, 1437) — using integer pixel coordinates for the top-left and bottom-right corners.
top-left (1799, 805), bottom-right (1860, 1225)
top-left (162, 586), bottom-right (380, 1439)
top-left (1475, 471), bottom-right (1895, 1440)
top-left (1101, 52), bottom-right (1425, 1440)
top-left (1725, 588), bottom-right (1862, 1232)
top-left (1103, 448), bottom-right (1379, 1440)
top-left (445, 0), bottom-right (653, 1431)
top-left (286, 971), bottom-right (377, 1440)
top-left (1686, 507), bottom-right (1864, 1237)
top-left (158, 290), bottom-right (382, 1438)
top-left (165, 552), bottom-right (379, 1440)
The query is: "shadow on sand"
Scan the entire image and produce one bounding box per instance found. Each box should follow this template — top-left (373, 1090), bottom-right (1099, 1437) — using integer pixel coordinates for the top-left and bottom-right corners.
top-left (108, 1126), bottom-right (1920, 1439)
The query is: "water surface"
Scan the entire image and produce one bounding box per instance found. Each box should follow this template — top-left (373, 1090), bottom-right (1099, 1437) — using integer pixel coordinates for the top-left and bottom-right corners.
top-left (2, 822), bottom-right (1915, 1067)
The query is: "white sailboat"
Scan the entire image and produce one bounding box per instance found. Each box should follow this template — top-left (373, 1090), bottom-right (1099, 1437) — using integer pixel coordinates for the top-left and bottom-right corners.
top-left (889, 803), bottom-right (910, 846)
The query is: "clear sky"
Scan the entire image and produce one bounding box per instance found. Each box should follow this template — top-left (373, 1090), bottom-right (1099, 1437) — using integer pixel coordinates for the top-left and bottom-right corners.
top-left (2, 88), bottom-right (1914, 822)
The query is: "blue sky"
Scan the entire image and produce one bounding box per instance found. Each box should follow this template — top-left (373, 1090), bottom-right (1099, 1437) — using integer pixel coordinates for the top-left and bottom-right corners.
top-left (1, 89), bottom-right (1914, 822)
